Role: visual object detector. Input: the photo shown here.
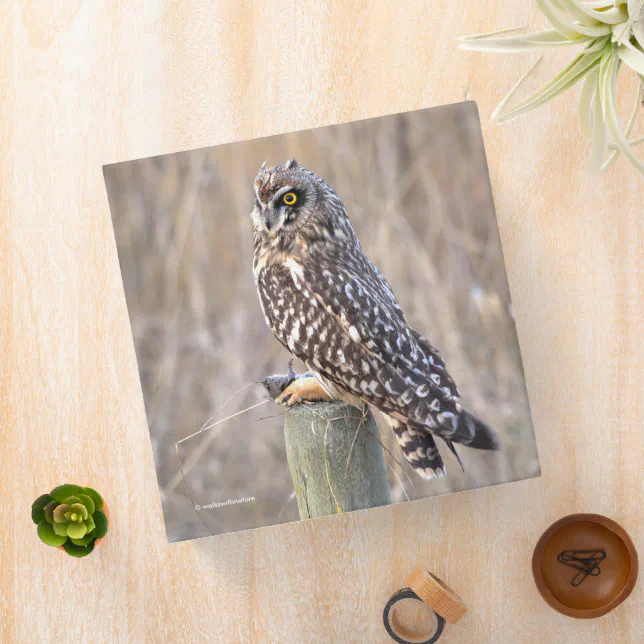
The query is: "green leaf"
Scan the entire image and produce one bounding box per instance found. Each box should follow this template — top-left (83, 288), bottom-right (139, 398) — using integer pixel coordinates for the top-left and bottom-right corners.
top-left (76, 494), bottom-right (95, 515)
top-left (32, 494), bottom-right (53, 509)
top-left (53, 504), bottom-right (70, 523)
top-left (62, 496), bottom-right (82, 506)
top-left (601, 76), bottom-right (642, 171)
top-left (70, 533), bottom-right (94, 546)
top-left (633, 21), bottom-right (644, 50)
top-left (84, 515), bottom-right (96, 534)
top-left (590, 82), bottom-right (609, 171)
top-left (82, 487), bottom-right (104, 511)
top-left (53, 522), bottom-right (68, 537)
top-left (460, 28), bottom-right (586, 52)
top-left (93, 510), bottom-right (108, 539)
top-left (537, 0), bottom-right (611, 38)
top-left (37, 520), bottom-right (67, 547)
top-left (459, 25), bottom-right (530, 41)
top-left (69, 503), bottom-right (89, 521)
top-left (63, 540), bottom-right (95, 558)
top-left (630, 0), bottom-right (644, 18)
top-left (31, 507), bottom-right (45, 524)
top-left (66, 522), bottom-right (88, 539)
top-left (617, 44), bottom-right (644, 75)
top-left (579, 68), bottom-right (598, 138)
top-left (50, 484), bottom-right (85, 503)
top-left (44, 501), bottom-right (59, 524)
top-left (582, 35), bottom-right (612, 55)
top-left (560, 0), bottom-right (627, 25)
top-left (31, 494), bottom-right (53, 524)
top-left (603, 53), bottom-right (644, 173)
top-left (490, 56), bottom-right (544, 121)
top-left (494, 48), bottom-right (604, 123)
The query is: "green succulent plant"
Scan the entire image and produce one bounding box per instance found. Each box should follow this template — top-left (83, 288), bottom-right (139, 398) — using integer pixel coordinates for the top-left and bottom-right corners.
top-left (32, 484), bottom-right (108, 558)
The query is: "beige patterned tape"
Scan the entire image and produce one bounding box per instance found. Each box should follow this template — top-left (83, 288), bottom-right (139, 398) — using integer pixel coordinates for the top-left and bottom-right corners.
top-left (406, 567), bottom-right (467, 625)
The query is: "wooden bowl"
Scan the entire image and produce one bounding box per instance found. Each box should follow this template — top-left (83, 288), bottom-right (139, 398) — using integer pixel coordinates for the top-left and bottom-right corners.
top-left (532, 514), bottom-right (638, 619)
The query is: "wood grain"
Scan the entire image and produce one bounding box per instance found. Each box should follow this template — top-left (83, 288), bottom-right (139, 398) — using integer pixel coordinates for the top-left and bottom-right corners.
top-left (284, 402), bottom-right (391, 519)
top-left (1, 1), bottom-right (642, 642)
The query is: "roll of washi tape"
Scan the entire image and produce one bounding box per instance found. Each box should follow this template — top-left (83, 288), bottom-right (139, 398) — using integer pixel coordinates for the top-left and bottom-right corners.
top-left (406, 567), bottom-right (467, 625)
top-left (383, 588), bottom-right (446, 644)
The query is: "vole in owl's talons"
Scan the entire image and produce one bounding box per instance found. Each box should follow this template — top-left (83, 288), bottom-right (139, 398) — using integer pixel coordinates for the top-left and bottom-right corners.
top-left (274, 375), bottom-right (332, 407)
top-left (261, 360), bottom-right (297, 400)
top-left (261, 361), bottom-right (331, 407)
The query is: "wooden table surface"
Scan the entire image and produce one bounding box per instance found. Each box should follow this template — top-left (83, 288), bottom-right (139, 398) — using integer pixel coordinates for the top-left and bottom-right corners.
top-left (1, 2), bottom-right (642, 642)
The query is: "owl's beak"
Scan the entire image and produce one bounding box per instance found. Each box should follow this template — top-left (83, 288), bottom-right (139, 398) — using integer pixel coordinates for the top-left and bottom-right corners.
top-left (264, 207), bottom-right (283, 233)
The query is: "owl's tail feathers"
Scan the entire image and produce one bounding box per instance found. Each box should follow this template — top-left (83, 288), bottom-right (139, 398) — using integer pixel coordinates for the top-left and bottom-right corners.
top-left (444, 439), bottom-right (465, 472)
top-left (386, 416), bottom-right (446, 480)
top-left (449, 411), bottom-right (501, 451)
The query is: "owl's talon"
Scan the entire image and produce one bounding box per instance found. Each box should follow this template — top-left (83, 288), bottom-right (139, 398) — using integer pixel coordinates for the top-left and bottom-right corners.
top-left (274, 376), bottom-right (331, 407)
top-left (275, 392), bottom-right (294, 406)
top-left (275, 390), bottom-right (290, 406)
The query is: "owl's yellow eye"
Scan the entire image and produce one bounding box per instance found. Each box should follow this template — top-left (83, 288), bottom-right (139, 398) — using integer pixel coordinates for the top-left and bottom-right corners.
top-left (283, 192), bottom-right (297, 206)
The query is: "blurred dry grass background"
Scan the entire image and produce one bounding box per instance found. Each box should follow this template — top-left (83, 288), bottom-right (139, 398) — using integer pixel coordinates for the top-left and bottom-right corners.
top-left (104, 102), bottom-right (539, 542)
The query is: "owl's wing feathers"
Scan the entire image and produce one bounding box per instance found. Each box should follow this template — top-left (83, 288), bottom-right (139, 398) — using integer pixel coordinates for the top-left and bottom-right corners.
top-left (406, 325), bottom-right (467, 465)
top-left (262, 260), bottom-right (489, 449)
top-left (358, 267), bottom-right (452, 384)
top-left (407, 327), bottom-right (448, 372)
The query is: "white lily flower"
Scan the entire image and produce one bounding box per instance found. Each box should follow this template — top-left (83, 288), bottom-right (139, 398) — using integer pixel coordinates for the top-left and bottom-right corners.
top-left (460, 0), bottom-right (644, 174)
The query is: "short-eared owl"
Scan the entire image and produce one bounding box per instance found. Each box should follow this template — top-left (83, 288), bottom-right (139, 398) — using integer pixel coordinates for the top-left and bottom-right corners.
top-left (252, 160), bottom-right (500, 480)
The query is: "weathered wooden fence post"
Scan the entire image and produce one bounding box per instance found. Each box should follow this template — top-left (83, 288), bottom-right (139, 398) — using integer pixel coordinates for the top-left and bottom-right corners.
top-left (283, 401), bottom-right (392, 520)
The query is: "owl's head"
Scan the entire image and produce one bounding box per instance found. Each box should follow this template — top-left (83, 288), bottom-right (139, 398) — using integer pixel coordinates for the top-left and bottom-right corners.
top-left (252, 159), bottom-right (325, 235)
